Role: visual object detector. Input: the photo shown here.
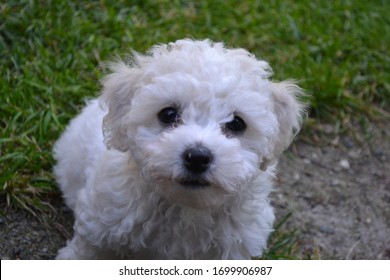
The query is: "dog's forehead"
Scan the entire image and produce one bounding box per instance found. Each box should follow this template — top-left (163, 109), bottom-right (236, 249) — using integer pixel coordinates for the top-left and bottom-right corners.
top-left (139, 70), bottom-right (271, 109)
top-left (137, 49), bottom-right (272, 104)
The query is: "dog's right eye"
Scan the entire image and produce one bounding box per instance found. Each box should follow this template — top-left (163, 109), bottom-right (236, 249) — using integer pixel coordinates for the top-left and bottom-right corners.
top-left (158, 107), bottom-right (180, 125)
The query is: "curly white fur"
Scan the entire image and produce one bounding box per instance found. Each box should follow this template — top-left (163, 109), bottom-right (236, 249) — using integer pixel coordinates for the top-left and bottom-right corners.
top-left (54, 39), bottom-right (305, 259)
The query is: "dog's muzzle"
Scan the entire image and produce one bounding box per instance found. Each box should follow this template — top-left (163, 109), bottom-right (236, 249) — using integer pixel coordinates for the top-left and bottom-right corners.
top-left (179, 145), bottom-right (213, 189)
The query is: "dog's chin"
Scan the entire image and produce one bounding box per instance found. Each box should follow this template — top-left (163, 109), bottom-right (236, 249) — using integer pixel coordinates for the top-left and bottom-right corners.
top-left (176, 177), bottom-right (211, 189)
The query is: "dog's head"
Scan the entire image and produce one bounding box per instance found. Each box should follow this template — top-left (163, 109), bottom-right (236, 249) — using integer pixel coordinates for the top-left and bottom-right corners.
top-left (100, 39), bottom-right (305, 209)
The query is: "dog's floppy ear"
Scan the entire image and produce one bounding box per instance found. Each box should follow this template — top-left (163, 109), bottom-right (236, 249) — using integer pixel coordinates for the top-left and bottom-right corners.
top-left (100, 60), bottom-right (143, 152)
top-left (260, 81), bottom-right (306, 170)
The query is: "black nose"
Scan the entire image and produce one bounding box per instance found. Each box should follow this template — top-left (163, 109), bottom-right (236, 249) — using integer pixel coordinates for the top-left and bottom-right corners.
top-left (183, 146), bottom-right (213, 174)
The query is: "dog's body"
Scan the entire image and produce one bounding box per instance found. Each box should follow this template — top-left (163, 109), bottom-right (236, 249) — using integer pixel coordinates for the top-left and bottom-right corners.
top-left (54, 39), bottom-right (305, 259)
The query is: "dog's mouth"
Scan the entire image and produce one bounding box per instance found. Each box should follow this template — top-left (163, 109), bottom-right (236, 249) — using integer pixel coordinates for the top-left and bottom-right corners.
top-left (177, 178), bottom-right (210, 189)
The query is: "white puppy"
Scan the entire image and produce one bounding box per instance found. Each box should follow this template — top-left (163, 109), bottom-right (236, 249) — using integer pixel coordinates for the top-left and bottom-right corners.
top-left (54, 39), bottom-right (305, 259)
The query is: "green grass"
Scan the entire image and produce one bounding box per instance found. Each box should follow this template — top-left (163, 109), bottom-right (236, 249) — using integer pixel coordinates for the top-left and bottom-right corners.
top-left (261, 213), bottom-right (321, 260)
top-left (1, 0), bottom-right (389, 258)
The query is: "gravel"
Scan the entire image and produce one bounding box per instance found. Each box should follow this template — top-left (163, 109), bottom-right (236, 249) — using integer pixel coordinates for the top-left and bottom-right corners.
top-left (274, 122), bottom-right (390, 259)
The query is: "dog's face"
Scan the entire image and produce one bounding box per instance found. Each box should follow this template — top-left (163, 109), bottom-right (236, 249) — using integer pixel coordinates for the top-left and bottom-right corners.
top-left (101, 39), bottom-right (304, 209)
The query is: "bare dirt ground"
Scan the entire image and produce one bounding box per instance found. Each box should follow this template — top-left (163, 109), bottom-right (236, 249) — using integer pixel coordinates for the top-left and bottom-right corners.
top-left (274, 121), bottom-right (390, 259)
top-left (1, 121), bottom-right (389, 260)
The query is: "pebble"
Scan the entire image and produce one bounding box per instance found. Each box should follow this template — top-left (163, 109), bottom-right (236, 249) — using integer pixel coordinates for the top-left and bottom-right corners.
top-left (330, 179), bottom-right (347, 188)
top-left (293, 172), bottom-right (300, 182)
top-left (318, 226), bottom-right (335, 234)
top-left (341, 136), bottom-right (354, 149)
top-left (348, 150), bottom-right (361, 159)
top-left (339, 159), bottom-right (350, 169)
top-left (330, 179), bottom-right (340, 186)
top-left (372, 149), bottom-right (386, 162)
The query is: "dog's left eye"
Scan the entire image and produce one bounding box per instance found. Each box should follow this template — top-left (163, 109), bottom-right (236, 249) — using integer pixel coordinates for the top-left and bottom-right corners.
top-left (158, 107), bottom-right (180, 125)
top-left (225, 115), bottom-right (247, 134)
